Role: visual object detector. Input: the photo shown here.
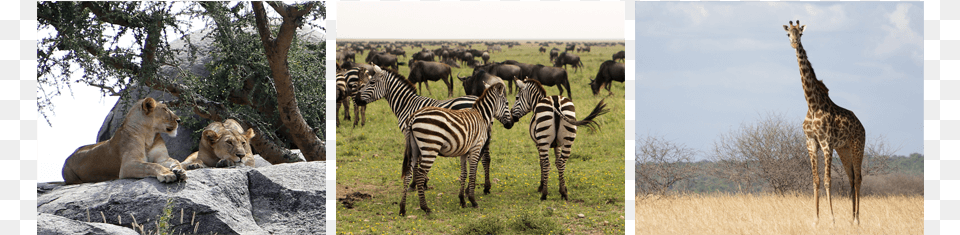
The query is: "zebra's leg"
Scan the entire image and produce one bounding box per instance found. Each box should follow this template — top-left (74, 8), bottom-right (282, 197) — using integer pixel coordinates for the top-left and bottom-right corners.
top-left (467, 148), bottom-right (482, 208)
top-left (537, 144), bottom-right (551, 200)
top-left (417, 157), bottom-right (434, 215)
top-left (459, 155), bottom-right (468, 208)
top-left (335, 100), bottom-right (341, 127)
top-left (344, 96), bottom-right (352, 121)
top-left (481, 137), bottom-right (492, 194)
top-left (556, 145), bottom-right (571, 201)
top-left (360, 105), bottom-right (366, 126)
top-left (400, 165), bottom-right (413, 216)
top-left (352, 102), bottom-right (360, 127)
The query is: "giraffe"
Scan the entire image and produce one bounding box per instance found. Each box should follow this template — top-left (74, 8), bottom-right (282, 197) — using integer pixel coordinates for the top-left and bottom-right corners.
top-left (783, 20), bottom-right (866, 224)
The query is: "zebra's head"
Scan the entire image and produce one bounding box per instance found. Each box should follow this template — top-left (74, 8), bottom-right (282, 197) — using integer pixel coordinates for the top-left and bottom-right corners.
top-left (511, 78), bottom-right (546, 123)
top-left (476, 83), bottom-right (513, 130)
top-left (354, 65), bottom-right (387, 106)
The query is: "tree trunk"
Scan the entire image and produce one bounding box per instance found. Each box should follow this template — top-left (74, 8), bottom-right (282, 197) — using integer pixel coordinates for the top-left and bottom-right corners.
top-left (252, 2), bottom-right (325, 161)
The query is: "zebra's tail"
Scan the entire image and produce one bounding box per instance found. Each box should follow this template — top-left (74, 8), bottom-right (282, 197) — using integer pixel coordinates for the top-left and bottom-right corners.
top-left (402, 131), bottom-right (421, 180)
top-left (562, 99), bottom-right (610, 132)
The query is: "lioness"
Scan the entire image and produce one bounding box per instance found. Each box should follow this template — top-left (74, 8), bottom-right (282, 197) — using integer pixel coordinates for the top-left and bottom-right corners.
top-left (62, 97), bottom-right (187, 185)
top-left (182, 119), bottom-right (256, 169)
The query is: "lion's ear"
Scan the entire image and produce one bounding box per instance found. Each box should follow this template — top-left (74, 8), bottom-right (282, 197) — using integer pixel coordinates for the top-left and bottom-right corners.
top-left (142, 97), bottom-right (158, 115)
top-left (243, 128), bottom-right (256, 140)
top-left (203, 129), bottom-right (220, 145)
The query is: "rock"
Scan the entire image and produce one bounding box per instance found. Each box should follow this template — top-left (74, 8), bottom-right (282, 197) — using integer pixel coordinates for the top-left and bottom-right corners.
top-left (38, 213), bottom-right (138, 235)
top-left (577, 213), bottom-right (585, 218)
top-left (38, 162), bottom-right (326, 234)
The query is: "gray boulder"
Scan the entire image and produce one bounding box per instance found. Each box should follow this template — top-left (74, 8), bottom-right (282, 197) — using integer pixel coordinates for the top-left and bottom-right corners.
top-left (38, 213), bottom-right (139, 235)
top-left (95, 27), bottom-right (325, 162)
top-left (38, 162), bottom-right (326, 234)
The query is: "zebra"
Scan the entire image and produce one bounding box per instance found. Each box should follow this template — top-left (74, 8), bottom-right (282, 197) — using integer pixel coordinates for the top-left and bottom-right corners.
top-left (335, 70), bottom-right (350, 127)
top-left (354, 66), bottom-right (499, 194)
top-left (511, 78), bottom-right (610, 200)
top-left (346, 67), bottom-right (370, 127)
top-left (400, 83), bottom-right (514, 216)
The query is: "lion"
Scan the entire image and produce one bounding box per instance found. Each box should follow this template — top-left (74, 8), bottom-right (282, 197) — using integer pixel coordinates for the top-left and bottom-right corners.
top-left (61, 97), bottom-right (187, 185)
top-left (182, 119), bottom-right (256, 169)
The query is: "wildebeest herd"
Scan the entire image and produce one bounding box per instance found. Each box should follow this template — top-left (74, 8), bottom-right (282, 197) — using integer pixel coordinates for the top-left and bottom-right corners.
top-left (336, 40), bottom-right (624, 216)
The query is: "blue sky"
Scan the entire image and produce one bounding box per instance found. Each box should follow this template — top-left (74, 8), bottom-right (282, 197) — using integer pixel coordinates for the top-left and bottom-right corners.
top-left (635, 2), bottom-right (923, 159)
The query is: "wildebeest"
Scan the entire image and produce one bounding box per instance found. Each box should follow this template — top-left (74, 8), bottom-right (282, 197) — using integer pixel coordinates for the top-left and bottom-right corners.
top-left (564, 44), bottom-right (576, 52)
top-left (530, 64), bottom-right (572, 99)
top-left (589, 60), bottom-right (625, 95)
top-left (461, 52), bottom-right (476, 67)
top-left (474, 62), bottom-right (522, 94)
top-left (612, 50), bottom-right (625, 62)
top-left (581, 45), bottom-right (591, 53)
top-left (390, 47), bottom-right (406, 59)
top-left (412, 50), bottom-right (434, 61)
top-left (539, 46), bottom-right (547, 54)
top-left (366, 51), bottom-right (401, 70)
top-left (501, 60), bottom-right (537, 93)
top-left (481, 52), bottom-right (490, 65)
top-left (441, 58), bottom-right (460, 68)
top-left (553, 52), bottom-right (584, 73)
top-left (458, 70), bottom-right (504, 96)
top-left (337, 49), bottom-right (356, 63)
top-left (549, 48), bottom-right (560, 62)
top-left (339, 60), bottom-right (377, 72)
top-left (408, 60), bottom-right (455, 97)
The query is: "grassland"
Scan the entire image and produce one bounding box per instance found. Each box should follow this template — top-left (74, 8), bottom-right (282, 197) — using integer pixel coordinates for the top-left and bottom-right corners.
top-left (336, 42), bottom-right (626, 234)
top-left (635, 193), bottom-right (923, 235)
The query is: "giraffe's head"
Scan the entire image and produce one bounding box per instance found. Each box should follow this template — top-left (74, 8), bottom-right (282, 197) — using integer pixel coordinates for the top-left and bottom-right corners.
top-left (783, 20), bottom-right (806, 49)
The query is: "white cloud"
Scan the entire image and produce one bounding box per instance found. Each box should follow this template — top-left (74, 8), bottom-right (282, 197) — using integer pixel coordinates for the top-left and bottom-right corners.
top-left (873, 3), bottom-right (923, 59)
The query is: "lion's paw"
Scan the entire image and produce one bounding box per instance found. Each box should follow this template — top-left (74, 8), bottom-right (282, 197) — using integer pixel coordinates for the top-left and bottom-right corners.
top-left (172, 168), bottom-right (187, 181)
top-left (185, 163), bottom-right (205, 170)
top-left (216, 159), bottom-right (239, 168)
top-left (157, 173), bottom-right (178, 183)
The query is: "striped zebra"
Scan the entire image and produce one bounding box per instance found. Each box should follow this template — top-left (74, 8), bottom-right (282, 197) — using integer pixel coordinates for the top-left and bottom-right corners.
top-left (511, 78), bottom-right (609, 200)
top-left (335, 70), bottom-right (350, 127)
top-left (346, 67), bottom-right (370, 127)
top-left (400, 83), bottom-right (514, 216)
top-left (354, 66), bottom-right (499, 194)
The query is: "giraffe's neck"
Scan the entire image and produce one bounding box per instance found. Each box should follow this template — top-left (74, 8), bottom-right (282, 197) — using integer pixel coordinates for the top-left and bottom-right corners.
top-left (794, 42), bottom-right (831, 111)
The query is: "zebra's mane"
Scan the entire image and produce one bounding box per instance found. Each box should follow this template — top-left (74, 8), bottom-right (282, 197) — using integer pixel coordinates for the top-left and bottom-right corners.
top-left (379, 67), bottom-right (418, 92)
top-left (475, 83), bottom-right (505, 107)
top-left (523, 78), bottom-right (547, 96)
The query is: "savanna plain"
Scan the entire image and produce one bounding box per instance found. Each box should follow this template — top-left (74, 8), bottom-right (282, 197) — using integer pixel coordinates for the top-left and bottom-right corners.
top-left (635, 193), bottom-right (922, 234)
top-left (336, 42), bottom-right (626, 234)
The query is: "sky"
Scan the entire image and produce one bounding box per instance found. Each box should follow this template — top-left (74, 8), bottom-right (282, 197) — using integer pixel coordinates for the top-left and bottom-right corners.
top-left (337, 1), bottom-right (624, 40)
top-left (635, 2), bottom-right (924, 160)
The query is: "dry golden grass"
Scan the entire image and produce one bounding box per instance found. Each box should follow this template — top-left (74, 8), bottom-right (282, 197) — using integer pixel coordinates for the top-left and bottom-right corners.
top-left (635, 193), bottom-right (922, 235)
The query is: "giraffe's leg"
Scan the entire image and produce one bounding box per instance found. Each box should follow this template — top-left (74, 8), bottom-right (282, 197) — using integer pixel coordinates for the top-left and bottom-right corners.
top-left (820, 141), bottom-right (836, 224)
top-left (840, 144), bottom-right (865, 224)
top-left (556, 145), bottom-right (571, 201)
top-left (805, 137), bottom-right (821, 223)
top-left (459, 155), bottom-right (468, 208)
top-left (481, 138), bottom-right (492, 194)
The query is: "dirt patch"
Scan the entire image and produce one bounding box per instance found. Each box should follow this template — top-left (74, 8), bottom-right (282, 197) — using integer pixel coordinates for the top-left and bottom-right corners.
top-left (338, 192), bottom-right (372, 209)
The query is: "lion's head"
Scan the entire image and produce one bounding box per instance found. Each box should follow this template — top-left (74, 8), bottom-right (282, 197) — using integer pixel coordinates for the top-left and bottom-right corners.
top-left (202, 122), bottom-right (256, 166)
top-left (132, 97), bottom-right (181, 137)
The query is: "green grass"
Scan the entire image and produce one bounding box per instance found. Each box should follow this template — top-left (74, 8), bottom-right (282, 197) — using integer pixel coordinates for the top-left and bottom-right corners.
top-left (336, 42), bottom-right (625, 234)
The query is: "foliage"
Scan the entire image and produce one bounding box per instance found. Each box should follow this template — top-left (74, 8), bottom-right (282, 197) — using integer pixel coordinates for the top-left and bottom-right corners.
top-left (635, 135), bottom-right (700, 195)
top-left (711, 112), bottom-right (810, 194)
top-left (336, 42), bottom-right (625, 234)
top-left (37, 2), bottom-right (326, 160)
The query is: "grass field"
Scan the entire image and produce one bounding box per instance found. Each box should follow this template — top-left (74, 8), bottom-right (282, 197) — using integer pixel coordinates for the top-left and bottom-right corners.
top-left (635, 193), bottom-right (923, 235)
top-left (336, 42), bottom-right (625, 234)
